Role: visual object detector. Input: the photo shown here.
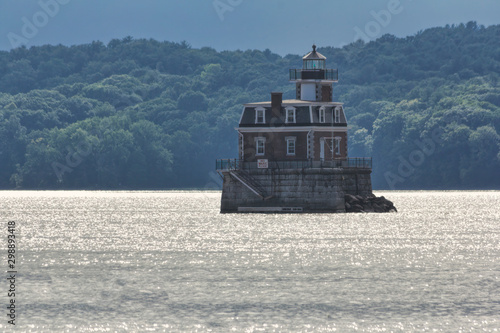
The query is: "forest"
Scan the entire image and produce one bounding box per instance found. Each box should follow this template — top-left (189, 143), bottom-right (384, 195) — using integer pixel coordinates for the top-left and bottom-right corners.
top-left (0, 21), bottom-right (499, 190)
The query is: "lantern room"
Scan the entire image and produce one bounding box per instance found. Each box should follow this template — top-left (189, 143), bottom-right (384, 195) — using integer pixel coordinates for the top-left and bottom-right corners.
top-left (303, 44), bottom-right (326, 70)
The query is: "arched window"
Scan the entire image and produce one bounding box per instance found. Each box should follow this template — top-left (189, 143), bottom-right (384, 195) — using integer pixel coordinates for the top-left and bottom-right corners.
top-left (255, 107), bottom-right (265, 124)
top-left (286, 107), bottom-right (296, 123)
top-left (319, 107), bottom-right (326, 123)
top-left (334, 107), bottom-right (341, 123)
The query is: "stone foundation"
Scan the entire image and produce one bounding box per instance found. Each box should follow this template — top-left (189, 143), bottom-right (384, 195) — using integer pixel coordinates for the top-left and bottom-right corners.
top-left (220, 168), bottom-right (372, 213)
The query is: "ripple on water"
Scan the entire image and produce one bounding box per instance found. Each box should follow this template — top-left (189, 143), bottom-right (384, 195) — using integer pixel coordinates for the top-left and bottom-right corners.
top-left (0, 190), bottom-right (499, 331)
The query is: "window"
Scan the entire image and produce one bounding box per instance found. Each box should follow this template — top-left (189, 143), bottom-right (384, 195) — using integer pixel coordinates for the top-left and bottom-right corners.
top-left (334, 137), bottom-right (341, 155)
top-left (255, 137), bottom-right (265, 156)
top-left (319, 107), bottom-right (325, 123)
top-left (255, 108), bottom-right (265, 124)
top-left (324, 137), bottom-right (341, 156)
top-left (304, 59), bottom-right (325, 70)
top-left (325, 138), bottom-right (334, 153)
top-left (334, 107), bottom-right (341, 123)
top-left (286, 136), bottom-right (296, 155)
top-left (286, 107), bottom-right (296, 123)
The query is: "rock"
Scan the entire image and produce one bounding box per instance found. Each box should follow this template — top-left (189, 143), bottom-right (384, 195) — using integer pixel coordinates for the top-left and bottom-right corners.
top-left (372, 203), bottom-right (384, 213)
top-left (345, 194), bottom-right (358, 203)
top-left (351, 204), bottom-right (364, 212)
top-left (344, 193), bottom-right (397, 213)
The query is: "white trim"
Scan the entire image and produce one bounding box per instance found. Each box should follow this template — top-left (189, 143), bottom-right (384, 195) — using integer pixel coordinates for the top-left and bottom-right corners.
top-left (285, 106), bottom-right (296, 124)
top-left (292, 79), bottom-right (337, 84)
top-left (238, 126), bottom-right (347, 133)
top-left (238, 106), bottom-right (246, 125)
top-left (255, 106), bottom-right (265, 124)
top-left (244, 101), bottom-right (343, 107)
top-left (340, 105), bottom-right (348, 124)
top-left (238, 131), bottom-right (244, 160)
top-left (309, 105), bottom-right (313, 123)
top-left (307, 130), bottom-right (314, 159)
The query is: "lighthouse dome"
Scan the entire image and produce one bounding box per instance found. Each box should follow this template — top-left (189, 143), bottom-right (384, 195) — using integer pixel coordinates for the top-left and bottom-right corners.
top-left (302, 45), bottom-right (326, 70)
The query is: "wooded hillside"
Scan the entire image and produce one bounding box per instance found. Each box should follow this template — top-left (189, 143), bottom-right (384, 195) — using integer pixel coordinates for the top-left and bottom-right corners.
top-left (0, 22), bottom-right (499, 189)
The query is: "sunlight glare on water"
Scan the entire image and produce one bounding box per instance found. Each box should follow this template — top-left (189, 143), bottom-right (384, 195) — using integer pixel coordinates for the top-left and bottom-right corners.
top-left (0, 191), bottom-right (499, 332)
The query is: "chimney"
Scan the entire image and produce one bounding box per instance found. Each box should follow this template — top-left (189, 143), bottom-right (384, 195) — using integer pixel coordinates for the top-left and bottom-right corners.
top-left (271, 92), bottom-right (282, 119)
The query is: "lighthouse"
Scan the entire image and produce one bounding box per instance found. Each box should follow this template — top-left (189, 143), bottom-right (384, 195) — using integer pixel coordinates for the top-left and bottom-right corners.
top-left (217, 45), bottom-right (374, 213)
top-left (292, 44), bottom-right (336, 102)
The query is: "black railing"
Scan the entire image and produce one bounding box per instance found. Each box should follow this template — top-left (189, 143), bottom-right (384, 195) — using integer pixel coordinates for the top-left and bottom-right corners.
top-left (216, 158), bottom-right (372, 171)
top-left (216, 159), bottom-right (241, 171)
top-left (289, 69), bottom-right (338, 81)
top-left (345, 158), bottom-right (373, 169)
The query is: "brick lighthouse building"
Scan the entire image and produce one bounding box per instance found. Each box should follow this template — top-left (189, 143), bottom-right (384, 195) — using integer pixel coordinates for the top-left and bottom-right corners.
top-left (217, 45), bottom-right (373, 213)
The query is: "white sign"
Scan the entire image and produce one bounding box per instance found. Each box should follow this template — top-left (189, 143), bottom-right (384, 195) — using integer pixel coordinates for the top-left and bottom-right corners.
top-left (257, 159), bottom-right (268, 169)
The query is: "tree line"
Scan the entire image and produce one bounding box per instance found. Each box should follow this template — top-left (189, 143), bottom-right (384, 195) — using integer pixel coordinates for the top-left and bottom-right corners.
top-left (0, 21), bottom-right (499, 189)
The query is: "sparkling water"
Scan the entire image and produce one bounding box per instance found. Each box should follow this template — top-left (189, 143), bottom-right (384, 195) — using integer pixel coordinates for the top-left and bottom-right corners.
top-left (1, 191), bottom-right (499, 332)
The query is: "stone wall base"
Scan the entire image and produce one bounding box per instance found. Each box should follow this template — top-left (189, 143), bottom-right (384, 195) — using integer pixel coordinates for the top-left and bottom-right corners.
top-left (220, 168), bottom-right (372, 213)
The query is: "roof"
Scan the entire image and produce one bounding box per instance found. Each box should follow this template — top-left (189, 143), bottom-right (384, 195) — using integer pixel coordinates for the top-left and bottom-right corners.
top-left (244, 99), bottom-right (343, 107)
top-left (303, 45), bottom-right (326, 60)
top-left (238, 104), bottom-right (347, 128)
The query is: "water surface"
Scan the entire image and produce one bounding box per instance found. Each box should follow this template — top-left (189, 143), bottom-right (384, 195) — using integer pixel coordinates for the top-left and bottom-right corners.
top-left (1, 191), bottom-right (499, 332)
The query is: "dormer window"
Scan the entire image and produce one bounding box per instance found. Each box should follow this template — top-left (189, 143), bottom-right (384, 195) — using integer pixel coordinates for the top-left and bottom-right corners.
top-left (286, 107), bottom-right (296, 123)
top-left (334, 107), bottom-right (341, 123)
top-left (255, 107), bottom-right (265, 124)
top-left (319, 107), bottom-right (326, 123)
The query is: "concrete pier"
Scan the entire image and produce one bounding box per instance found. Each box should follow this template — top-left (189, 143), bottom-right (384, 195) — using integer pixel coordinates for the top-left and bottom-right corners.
top-left (220, 168), bottom-right (372, 213)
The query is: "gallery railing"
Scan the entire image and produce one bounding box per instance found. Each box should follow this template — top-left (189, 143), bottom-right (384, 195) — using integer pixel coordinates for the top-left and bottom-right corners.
top-left (216, 159), bottom-right (241, 171)
top-left (216, 158), bottom-right (372, 171)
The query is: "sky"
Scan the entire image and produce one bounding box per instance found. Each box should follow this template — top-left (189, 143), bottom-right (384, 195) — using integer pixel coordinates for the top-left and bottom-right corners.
top-left (1, 0), bottom-right (500, 56)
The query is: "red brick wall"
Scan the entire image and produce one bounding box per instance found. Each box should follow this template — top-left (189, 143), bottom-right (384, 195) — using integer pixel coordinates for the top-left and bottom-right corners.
top-left (242, 132), bottom-right (309, 161)
top-left (242, 130), bottom-right (347, 161)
